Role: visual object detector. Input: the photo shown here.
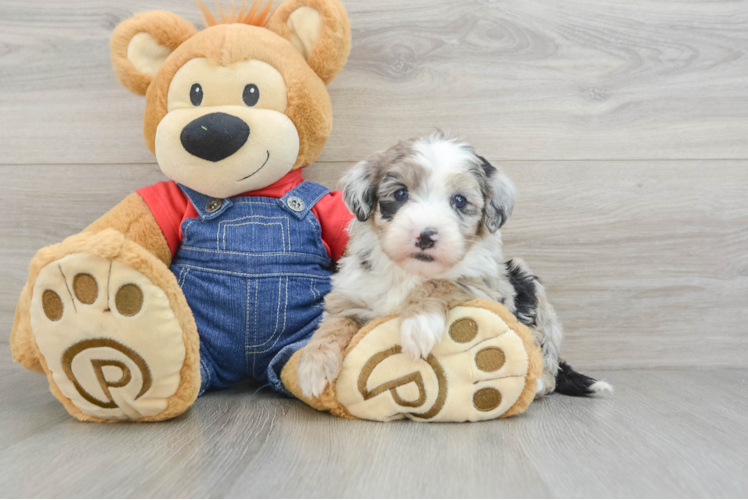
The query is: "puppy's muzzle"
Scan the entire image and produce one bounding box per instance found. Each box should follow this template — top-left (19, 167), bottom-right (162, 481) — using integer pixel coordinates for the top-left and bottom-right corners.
top-left (180, 112), bottom-right (250, 162)
top-left (416, 229), bottom-right (438, 250)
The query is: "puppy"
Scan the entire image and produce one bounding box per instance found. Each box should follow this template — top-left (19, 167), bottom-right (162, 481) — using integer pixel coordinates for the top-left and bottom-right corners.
top-left (298, 132), bottom-right (611, 399)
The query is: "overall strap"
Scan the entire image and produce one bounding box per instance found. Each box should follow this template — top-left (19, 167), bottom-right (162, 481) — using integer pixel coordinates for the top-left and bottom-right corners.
top-left (177, 184), bottom-right (233, 220)
top-left (277, 182), bottom-right (331, 220)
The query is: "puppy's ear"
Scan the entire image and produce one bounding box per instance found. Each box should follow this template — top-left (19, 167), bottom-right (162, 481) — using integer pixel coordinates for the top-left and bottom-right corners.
top-left (268, 0), bottom-right (351, 84)
top-left (340, 159), bottom-right (377, 222)
top-left (478, 156), bottom-right (516, 232)
top-left (111, 11), bottom-right (197, 96)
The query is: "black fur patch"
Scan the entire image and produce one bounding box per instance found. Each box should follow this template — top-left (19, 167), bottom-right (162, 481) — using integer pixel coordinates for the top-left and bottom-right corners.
top-left (491, 207), bottom-right (508, 230)
top-left (379, 199), bottom-right (406, 221)
top-left (506, 259), bottom-right (538, 327)
top-left (350, 186), bottom-right (376, 222)
top-left (476, 155), bottom-right (510, 231)
top-left (359, 250), bottom-right (373, 272)
top-left (555, 360), bottom-right (600, 397)
top-left (345, 182), bottom-right (377, 222)
top-left (477, 155), bottom-right (497, 177)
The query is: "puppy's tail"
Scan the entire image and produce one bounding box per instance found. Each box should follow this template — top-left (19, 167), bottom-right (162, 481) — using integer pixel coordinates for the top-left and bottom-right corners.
top-left (506, 258), bottom-right (613, 397)
top-left (555, 360), bottom-right (613, 397)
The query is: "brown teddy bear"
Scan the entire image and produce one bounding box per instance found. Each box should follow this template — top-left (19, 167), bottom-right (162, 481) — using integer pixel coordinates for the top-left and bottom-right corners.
top-left (10, 0), bottom-right (541, 423)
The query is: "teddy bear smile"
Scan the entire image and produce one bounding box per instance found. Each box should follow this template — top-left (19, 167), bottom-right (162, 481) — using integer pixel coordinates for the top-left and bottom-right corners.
top-left (237, 150), bottom-right (270, 182)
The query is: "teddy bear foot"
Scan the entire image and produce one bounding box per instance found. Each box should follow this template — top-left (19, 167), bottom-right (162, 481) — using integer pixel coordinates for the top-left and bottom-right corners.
top-left (283, 299), bottom-right (543, 422)
top-left (21, 230), bottom-right (200, 422)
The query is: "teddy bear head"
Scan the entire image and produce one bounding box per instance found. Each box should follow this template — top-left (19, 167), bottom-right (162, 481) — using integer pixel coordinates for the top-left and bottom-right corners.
top-left (111, 0), bottom-right (351, 198)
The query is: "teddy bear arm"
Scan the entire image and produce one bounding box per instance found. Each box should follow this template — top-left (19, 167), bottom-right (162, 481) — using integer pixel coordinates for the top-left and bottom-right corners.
top-left (84, 192), bottom-right (171, 266)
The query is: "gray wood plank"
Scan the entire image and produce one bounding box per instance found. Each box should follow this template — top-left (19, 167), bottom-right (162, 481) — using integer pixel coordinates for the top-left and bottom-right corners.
top-left (2, 161), bottom-right (747, 371)
top-left (2, 0), bottom-right (748, 164)
top-left (0, 349), bottom-right (746, 498)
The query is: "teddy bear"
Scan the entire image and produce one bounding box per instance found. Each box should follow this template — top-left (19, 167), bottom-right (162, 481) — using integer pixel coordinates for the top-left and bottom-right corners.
top-left (10, 0), bottom-right (541, 423)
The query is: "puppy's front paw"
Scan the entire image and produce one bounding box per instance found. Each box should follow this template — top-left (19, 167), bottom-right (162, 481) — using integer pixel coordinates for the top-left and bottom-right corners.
top-left (400, 313), bottom-right (446, 360)
top-left (298, 342), bottom-right (342, 399)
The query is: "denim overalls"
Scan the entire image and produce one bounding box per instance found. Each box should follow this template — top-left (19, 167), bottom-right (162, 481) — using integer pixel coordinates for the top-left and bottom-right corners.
top-left (170, 182), bottom-right (333, 395)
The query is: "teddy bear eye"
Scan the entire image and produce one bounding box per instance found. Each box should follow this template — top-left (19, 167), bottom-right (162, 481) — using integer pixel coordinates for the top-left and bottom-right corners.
top-left (190, 83), bottom-right (203, 106)
top-left (243, 84), bottom-right (260, 106)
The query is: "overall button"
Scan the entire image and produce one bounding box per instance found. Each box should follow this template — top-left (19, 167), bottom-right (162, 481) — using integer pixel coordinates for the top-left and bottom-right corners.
top-left (205, 198), bottom-right (223, 213)
top-left (287, 196), bottom-right (305, 212)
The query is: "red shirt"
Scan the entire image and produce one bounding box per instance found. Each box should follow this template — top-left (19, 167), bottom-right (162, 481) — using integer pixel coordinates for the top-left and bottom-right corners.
top-left (136, 170), bottom-right (353, 262)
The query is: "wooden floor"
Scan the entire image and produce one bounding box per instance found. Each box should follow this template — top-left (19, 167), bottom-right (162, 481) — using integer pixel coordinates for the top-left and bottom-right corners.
top-left (1, 0), bottom-right (748, 497)
top-left (1, 350), bottom-right (747, 498)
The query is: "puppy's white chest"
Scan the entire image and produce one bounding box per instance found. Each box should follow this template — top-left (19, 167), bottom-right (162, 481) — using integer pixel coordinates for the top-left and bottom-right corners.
top-left (382, 279), bottom-right (421, 315)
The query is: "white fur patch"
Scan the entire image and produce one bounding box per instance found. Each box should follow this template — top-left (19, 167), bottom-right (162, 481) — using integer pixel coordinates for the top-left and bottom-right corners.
top-left (400, 312), bottom-right (446, 360)
top-left (536, 378), bottom-right (545, 395)
top-left (590, 380), bottom-right (614, 395)
top-left (298, 344), bottom-right (341, 398)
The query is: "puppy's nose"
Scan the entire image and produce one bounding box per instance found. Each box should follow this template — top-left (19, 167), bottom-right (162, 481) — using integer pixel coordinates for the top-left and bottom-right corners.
top-left (180, 112), bottom-right (250, 162)
top-left (416, 229), bottom-right (438, 250)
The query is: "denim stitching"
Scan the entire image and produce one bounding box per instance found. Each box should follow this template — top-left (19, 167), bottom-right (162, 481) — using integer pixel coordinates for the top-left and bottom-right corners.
top-left (181, 218), bottom-right (199, 247)
top-left (309, 277), bottom-right (317, 302)
top-left (200, 357), bottom-right (211, 388)
top-left (178, 246), bottom-right (329, 264)
top-left (246, 276), bottom-right (283, 351)
top-left (173, 182), bottom-right (334, 390)
top-left (231, 201), bottom-right (279, 206)
top-left (281, 185), bottom-right (330, 220)
top-left (311, 278), bottom-right (323, 310)
top-left (176, 267), bottom-right (190, 288)
top-left (245, 278), bottom-right (251, 375)
top-left (223, 222), bottom-right (286, 252)
top-left (281, 276), bottom-right (289, 347)
top-left (249, 276), bottom-right (290, 355)
top-left (217, 215), bottom-right (289, 251)
top-left (306, 190), bottom-right (330, 213)
top-left (252, 278), bottom-right (258, 376)
top-left (176, 265), bottom-right (329, 279)
top-left (305, 215), bottom-right (326, 255)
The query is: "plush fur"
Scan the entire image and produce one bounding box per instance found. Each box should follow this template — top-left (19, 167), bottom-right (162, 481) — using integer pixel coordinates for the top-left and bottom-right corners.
top-left (85, 193), bottom-right (172, 265)
top-left (269, 0), bottom-right (351, 84)
top-left (298, 133), bottom-right (611, 399)
top-left (10, 229), bottom-right (201, 422)
top-left (111, 11), bottom-right (198, 96)
top-left (11, 0), bottom-right (352, 422)
top-left (282, 298), bottom-right (542, 420)
top-left (111, 0), bottom-right (350, 171)
top-left (196, 0), bottom-right (276, 28)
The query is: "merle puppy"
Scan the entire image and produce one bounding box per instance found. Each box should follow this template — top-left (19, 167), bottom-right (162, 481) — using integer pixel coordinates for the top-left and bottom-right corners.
top-left (298, 132), bottom-right (611, 399)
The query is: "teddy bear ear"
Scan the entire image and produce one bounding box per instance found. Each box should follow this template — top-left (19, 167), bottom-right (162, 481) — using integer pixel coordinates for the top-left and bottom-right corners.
top-left (111, 11), bottom-right (198, 96)
top-left (268, 0), bottom-right (351, 84)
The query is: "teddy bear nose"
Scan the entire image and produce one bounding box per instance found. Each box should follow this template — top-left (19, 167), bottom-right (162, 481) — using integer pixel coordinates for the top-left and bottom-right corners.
top-left (180, 112), bottom-right (250, 162)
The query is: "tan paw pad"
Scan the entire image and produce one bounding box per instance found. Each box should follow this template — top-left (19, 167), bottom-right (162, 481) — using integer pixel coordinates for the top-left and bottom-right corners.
top-left (335, 306), bottom-right (531, 422)
top-left (30, 253), bottom-right (187, 420)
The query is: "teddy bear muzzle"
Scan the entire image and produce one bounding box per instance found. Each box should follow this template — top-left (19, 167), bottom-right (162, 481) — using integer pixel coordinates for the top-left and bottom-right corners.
top-left (180, 112), bottom-right (250, 162)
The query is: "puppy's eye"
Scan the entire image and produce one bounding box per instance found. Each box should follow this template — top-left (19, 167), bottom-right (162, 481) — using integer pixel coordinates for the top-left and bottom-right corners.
top-left (243, 84), bottom-right (260, 106)
top-left (394, 188), bottom-right (409, 202)
top-left (190, 83), bottom-right (203, 106)
top-left (452, 195), bottom-right (467, 209)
